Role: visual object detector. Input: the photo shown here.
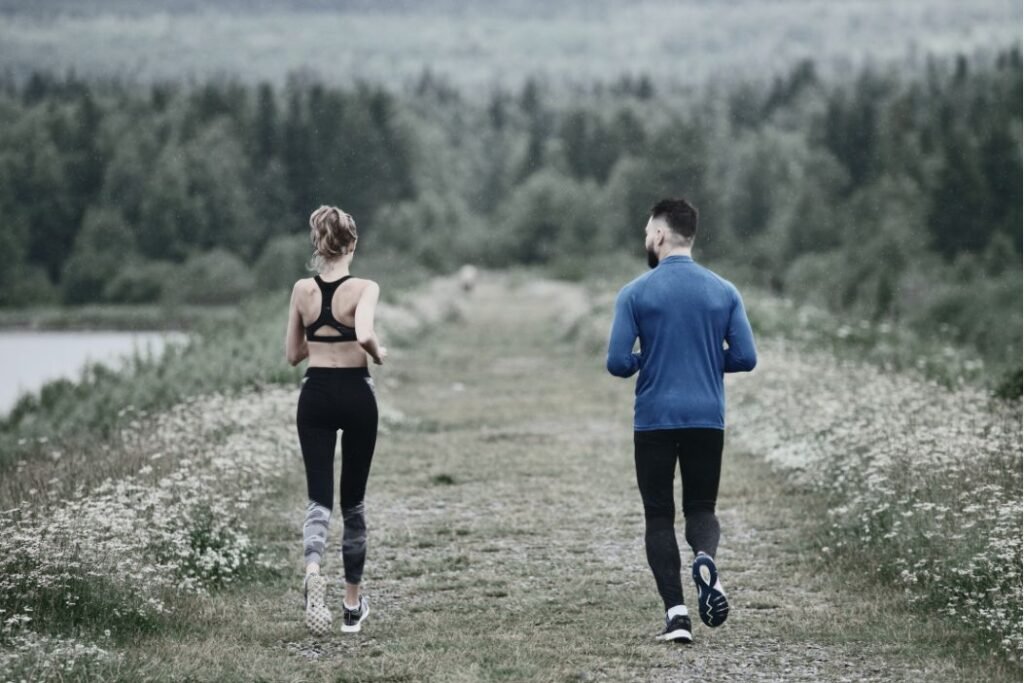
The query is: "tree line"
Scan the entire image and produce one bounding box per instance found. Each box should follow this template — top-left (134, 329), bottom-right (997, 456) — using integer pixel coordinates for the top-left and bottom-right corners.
top-left (0, 48), bottom-right (1019, 364)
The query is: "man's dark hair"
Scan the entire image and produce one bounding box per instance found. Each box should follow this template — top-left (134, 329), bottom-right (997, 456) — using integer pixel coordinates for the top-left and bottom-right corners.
top-left (650, 198), bottom-right (699, 242)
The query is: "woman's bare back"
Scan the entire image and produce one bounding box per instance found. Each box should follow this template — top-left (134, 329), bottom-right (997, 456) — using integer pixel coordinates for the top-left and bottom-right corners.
top-left (296, 276), bottom-right (374, 367)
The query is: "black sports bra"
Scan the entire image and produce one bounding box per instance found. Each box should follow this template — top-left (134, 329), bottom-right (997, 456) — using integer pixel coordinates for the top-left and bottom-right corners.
top-left (305, 275), bottom-right (358, 343)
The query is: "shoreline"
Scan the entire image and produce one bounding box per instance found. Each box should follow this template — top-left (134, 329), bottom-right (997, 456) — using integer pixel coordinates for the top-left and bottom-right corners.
top-left (0, 304), bottom-right (237, 333)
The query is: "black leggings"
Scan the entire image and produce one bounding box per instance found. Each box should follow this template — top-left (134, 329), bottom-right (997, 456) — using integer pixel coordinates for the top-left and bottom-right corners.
top-left (297, 366), bottom-right (378, 584)
top-left (634, 428), bottom-right (723, 610)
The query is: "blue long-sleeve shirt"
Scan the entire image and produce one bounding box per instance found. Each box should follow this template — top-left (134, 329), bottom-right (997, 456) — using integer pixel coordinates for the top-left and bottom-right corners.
top-left (606, 255), bottom-right (757, 431)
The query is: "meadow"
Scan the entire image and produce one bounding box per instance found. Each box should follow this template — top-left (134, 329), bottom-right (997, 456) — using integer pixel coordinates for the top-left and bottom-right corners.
top-left (1, 270), bottom-right (1020, 681)
top-left (0, 1), bottom-right (1020, 679)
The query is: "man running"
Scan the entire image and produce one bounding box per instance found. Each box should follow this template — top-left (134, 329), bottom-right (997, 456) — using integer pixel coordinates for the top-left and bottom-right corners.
top-left (606, 197), bottom-right (757, 644)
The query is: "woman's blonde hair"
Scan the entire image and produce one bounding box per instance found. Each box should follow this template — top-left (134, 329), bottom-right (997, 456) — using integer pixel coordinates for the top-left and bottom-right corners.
top-left (308, 205), bottom-right (358, 271)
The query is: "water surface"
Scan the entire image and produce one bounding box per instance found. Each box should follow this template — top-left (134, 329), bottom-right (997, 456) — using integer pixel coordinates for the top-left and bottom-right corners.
top-left (0, 331), bottom-right (188, 415)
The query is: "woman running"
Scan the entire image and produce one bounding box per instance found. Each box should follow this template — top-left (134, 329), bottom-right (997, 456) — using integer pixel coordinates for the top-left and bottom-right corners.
top-left (285, 205), bottom-right (386, 636)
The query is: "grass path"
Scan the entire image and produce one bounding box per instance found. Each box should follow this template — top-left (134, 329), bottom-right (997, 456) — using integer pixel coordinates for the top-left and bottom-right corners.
top-left (119, 274), bottom-right (980, 682)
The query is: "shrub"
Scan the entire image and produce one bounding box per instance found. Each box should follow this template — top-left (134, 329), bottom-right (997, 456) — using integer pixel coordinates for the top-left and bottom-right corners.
top-left (494, 170), bottom-right (603, 266)
top-left (0, 264), bottom-right (59, 308)
top-left (166, 250), bottom-right (256, 305)
top-left (60, 208), bottom-right (135, 304)
top-left (253, 234), bottom-right (311, 293)
top-left (103, 260), bottom-right (176, 304)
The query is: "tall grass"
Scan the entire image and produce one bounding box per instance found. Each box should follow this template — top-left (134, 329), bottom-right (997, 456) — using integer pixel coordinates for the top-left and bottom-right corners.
top-left (727, 338), bottom-right (1022, 659)
top-left (0, 388), bottom-right (296, 677)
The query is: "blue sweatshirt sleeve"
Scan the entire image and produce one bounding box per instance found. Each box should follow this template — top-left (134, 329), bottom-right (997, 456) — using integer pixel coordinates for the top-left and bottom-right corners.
top-left (724, 289), bottom-right (757, 373)
top-left (606, 285), bottom-right (642, 377)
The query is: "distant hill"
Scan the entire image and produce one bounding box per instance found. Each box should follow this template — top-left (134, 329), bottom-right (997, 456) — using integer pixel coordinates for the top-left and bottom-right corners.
top-left (0, 0), bottom-right (1019, 89)
top-left (5, 0), bottom-right (606, 17)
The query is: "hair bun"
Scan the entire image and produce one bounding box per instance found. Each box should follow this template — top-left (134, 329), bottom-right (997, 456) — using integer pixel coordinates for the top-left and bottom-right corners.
top-left (309, 205), bottom-right (358, 263)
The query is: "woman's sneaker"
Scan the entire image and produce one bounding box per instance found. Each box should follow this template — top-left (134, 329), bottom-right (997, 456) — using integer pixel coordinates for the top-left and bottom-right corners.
top-left (692, 552), bottom-right (729, 627)
top-left (304, 572), bottom-right (332, 637)
top-left (658, 610), bottom-right (693, 643)
top-left (341, 595), bottom-right (370, 633)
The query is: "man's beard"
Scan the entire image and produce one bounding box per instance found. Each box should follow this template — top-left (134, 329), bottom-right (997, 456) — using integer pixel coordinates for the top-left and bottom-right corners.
top-left (646, 246), bottom-right (659, 269)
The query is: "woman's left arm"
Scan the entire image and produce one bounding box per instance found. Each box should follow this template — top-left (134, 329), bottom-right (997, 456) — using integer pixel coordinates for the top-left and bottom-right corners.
top-left (285, 281), bottom-right (309, 367)
top-left (355, 281), bottom-right (386, 364)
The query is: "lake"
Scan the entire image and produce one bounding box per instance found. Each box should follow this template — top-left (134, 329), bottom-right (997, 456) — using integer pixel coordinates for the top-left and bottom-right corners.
top-left (0, 331), bottom-right (188, 415)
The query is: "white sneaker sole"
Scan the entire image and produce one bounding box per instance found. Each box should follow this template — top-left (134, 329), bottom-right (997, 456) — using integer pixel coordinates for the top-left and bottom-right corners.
top-left (304, 574), bottom-right (332, 637)
top-left (693, 554), bottom-right (729, 628)
top-left (657, 628), bottom-right (693, 643)
top-left (340, 601), bottom-right (370, 633)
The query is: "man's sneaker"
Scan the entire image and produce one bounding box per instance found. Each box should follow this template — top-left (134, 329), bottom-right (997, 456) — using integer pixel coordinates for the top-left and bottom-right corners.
top-left (341, 595), bottom-right (370, 633)
top-left (657, 612), bottom-right (693, 643)
top-left (303, 572), bottom-right (332, 637)
top-left (692, 552), bottom-right (729, 627)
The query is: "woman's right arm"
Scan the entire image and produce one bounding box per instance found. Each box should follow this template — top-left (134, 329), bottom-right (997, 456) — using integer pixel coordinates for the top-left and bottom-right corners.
top-left (285, 281), bottom-right (309, 367)
top-left (355, 281), bottom-right (386, 364)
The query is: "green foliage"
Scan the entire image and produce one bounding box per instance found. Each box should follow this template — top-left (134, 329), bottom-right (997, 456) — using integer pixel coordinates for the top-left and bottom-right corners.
top-left (0, 75), bottom-right (415, 305)
top-left (371, 191), bottom-right (481, 272)
top-left (252, 233), bottom-right (310, 293)
top-left (103, 259), bottom-right (175, 304)
top-left (995, 368), bottom-right (1023, 400)
top-left (0, 200), bottom-right (58, 307)
top-left (494, 169), bottom-right (603, 266)
top-left (60, 207), bottom-right (134, 303)
top-left (169, 250), bottom-right (256, 305)
top-left (0, 48), bottom-right (1019, 370)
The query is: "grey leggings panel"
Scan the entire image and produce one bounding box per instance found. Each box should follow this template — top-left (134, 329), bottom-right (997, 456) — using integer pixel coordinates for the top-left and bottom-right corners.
top-left (302, 501), bottom-right (369, 585)
top-left (341, 502), bottom-right (367, 584)
top-left (303, 502), bottom-right (331, 566)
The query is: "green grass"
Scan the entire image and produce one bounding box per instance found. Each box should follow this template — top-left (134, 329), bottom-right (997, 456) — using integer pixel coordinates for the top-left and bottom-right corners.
top-left (1, 272), bottom-right (1018, 681)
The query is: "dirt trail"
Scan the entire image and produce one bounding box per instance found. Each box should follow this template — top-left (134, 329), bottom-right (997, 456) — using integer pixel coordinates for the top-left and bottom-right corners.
top-left (124, 274), bottom-right (970, 682)
top-left (340, 275), bottom-right (962, 682)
